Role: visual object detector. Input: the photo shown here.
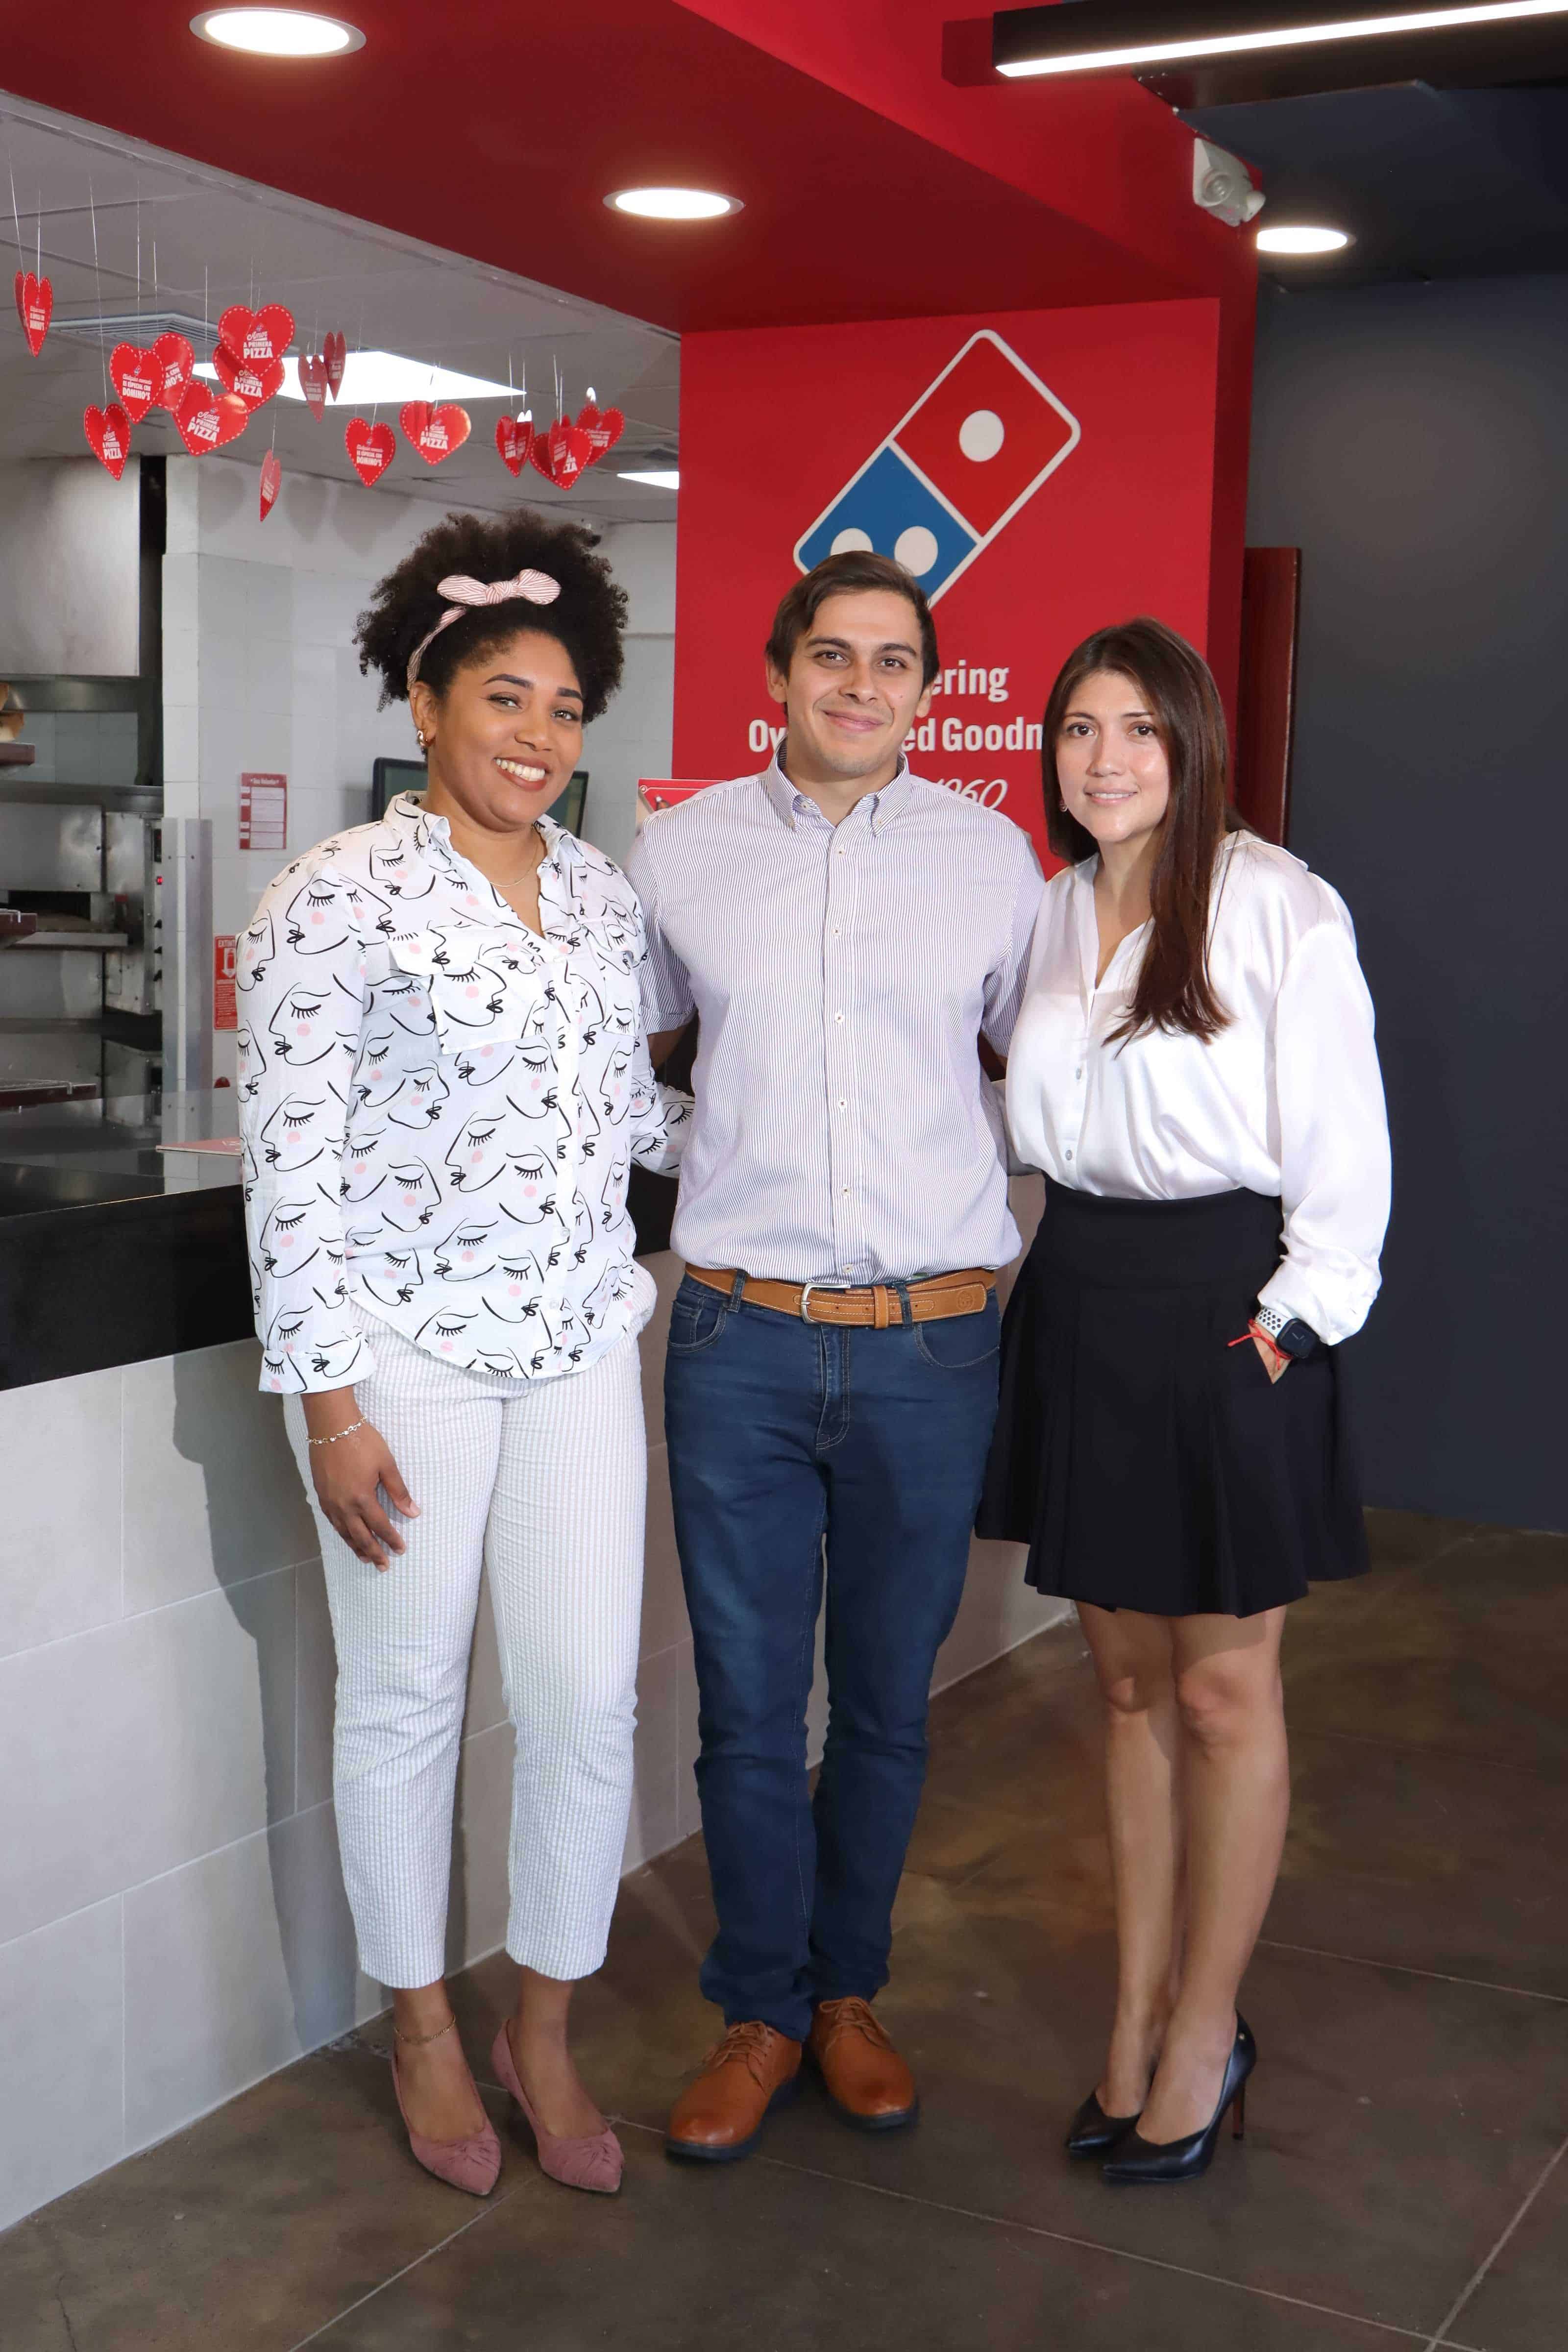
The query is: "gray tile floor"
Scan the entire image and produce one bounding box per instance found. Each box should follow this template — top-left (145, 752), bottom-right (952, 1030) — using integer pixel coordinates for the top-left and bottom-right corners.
top-left (4, 1506), bottom-right (1566, 2350)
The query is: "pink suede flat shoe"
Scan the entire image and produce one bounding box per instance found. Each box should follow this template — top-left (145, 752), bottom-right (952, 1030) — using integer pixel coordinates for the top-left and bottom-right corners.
top-left (391, 2046), bottom-right (502, 2198)
top-left (490, 2021), bottom-right (624, 2195)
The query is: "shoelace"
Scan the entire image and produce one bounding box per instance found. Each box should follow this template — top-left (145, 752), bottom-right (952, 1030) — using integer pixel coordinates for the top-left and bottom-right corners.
top-left (815, 1998), bottom-right (893, 2054)
top-left (703, 2020), bottom-right (779, 2087)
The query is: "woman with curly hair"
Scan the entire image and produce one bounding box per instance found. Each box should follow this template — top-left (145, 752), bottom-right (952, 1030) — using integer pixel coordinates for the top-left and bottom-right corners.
top-left (237, 507), bottom-right (690, 2200)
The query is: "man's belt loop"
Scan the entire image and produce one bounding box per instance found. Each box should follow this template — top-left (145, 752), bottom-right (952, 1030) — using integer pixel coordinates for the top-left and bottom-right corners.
top-left (727, 1269), bottom-right (746, 1311)
top-left (892, 1280), bottom-right (913, 1330)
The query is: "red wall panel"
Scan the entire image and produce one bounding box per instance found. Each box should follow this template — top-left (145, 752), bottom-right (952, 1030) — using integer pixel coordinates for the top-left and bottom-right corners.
top-left (674, 300), bottom-right (1229, 871)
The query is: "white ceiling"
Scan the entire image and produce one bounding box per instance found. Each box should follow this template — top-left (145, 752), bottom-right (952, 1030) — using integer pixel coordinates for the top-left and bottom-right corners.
top-left (0, 92), bottom-right (680, 524)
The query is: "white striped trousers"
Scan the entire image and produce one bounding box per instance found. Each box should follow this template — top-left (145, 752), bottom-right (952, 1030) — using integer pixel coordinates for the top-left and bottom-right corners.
top-left (286, 1311), bottom-right (646, 1988)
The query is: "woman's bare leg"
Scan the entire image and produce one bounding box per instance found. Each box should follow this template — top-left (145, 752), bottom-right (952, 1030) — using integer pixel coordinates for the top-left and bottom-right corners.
top-left (1078, 1603), bottom-right (1184, 2117)
top-left (507, 1968), bottom-right (606, 2138)
top-left (1137, 1606), bottom-right (1289, 2144)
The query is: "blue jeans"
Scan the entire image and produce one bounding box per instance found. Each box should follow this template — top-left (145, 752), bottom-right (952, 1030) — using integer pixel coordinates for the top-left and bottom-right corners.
top-left (664, 1274), bottom-right (1002, 2043)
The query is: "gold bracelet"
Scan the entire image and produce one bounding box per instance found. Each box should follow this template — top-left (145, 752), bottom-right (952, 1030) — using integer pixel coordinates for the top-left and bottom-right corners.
top-left (307, 1419), bottom-right (366, 1449)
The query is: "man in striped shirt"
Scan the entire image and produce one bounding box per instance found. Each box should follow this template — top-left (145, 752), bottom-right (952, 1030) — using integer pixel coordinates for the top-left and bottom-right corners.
top-left (626, 551), bottom-right (1043, 2162)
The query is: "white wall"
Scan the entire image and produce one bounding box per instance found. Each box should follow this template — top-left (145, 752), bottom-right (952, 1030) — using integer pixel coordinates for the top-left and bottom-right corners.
top-left (0, 457), bottom-right (141, 677)
top-left (163, 454), bottom-right (674, 1077)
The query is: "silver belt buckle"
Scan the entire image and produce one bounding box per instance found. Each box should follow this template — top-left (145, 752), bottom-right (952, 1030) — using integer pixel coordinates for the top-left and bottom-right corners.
top-left (798, 1279), bottom-right (851, 1323)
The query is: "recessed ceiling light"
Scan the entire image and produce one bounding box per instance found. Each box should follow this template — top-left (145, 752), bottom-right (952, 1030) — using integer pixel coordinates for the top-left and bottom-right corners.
top-left (194, 351), bottom-right (510, 403)
top-left (606, 188), bottom-right (741, 221)
top-left (191, 9), bottom-right (365, 56)
top-left (993, 1), bottom-right (1568, 79)
top-left (1257, 225), bottom-right (1352, 254)
top-left (619, 470), bottom-right (680, 490)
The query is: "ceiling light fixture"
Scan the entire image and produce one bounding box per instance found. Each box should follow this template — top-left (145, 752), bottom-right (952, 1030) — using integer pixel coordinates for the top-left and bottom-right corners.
top-left (1257, 224), bottom-right (1353, 253)
top-left (992, 0), bottom-right (1568, 78)
top-left (619, 470), bottom-right (680, 490)
top-left (191, 9), bottom-right (365, 56)
top-left (194, 350), bottom-right (510, 403)
top-left (606, 188), bottom-right (741, 220)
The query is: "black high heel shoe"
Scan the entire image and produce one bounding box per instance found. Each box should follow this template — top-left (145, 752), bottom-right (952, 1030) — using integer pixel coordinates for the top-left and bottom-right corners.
top-left (1102, 2015), bottom-right (1255, 2185)
top-left (1065, 2089), bottom-right (1140, 2158)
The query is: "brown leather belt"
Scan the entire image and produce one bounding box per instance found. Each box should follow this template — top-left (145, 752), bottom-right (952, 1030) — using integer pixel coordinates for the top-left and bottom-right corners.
top-left (686, 1265), bottom-right (996, 1329)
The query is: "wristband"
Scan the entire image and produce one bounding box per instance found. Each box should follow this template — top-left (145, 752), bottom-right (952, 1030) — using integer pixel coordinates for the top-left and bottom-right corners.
top-left (307, 1419), bottom-right (366, 1448)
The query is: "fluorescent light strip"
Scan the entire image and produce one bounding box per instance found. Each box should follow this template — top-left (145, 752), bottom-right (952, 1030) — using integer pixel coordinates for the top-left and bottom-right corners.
top-left (618, 469), bottom-right (679, 490)
top-left (193, 351), bottom-right (513, 404)
top-left (996, 0), bottom-right (1568, 77)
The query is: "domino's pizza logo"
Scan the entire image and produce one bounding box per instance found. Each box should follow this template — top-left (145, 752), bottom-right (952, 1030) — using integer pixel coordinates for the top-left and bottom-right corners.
top-left (794, 331), bottom-right (1081, 604)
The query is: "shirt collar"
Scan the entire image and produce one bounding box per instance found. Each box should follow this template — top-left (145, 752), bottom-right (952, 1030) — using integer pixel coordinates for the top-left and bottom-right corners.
top-left (761, 752), bottom-right (912, 835)
top-left (392, 792), bottom-right (580, 910)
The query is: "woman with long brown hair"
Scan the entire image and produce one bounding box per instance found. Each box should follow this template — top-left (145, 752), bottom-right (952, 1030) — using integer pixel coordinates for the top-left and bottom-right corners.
top-left (980, 618), bottom-right (1390, 2184)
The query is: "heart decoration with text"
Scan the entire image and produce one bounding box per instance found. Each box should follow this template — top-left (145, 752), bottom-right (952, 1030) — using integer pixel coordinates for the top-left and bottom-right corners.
top-left (576, 398), bottom-right (625, 464)
top-left (322, 329), bottom-right (346, 396)
top-left (298, 352), bottom-right (329, 417)
top-left (109, 343), bottom-right (162, 422)
top-left (217, 303), bottom-right (294, 366)
top-left (533, 418), bottom-right (593, 488)
top-left (173, 381), bottom-right (250, 457)
top-left (84, 402), bottom-right (132, 480)
top-left (259, 449), bottom-right (282, 521)
top-left (15, 270), bottom-right (52, 356)
top-left (400, 401), bottom-right (470, 466)
top-left (151, 331), bottom-right (196, 411)
top-left (345, 416), bottom-right (395, 486)
top-left (213, 343), bottom-right (286, 410)
top-left (495, 414), bottom-right (534, 478)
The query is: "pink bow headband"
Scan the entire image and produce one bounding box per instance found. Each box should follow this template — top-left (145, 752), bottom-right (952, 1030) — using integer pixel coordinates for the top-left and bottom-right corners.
top-left (406, 568), bottom-right (562, 695)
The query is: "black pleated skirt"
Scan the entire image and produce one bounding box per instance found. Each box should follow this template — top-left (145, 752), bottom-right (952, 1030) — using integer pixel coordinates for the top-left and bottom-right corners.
top-left (978, 1181), bottom-right (1368, 1618)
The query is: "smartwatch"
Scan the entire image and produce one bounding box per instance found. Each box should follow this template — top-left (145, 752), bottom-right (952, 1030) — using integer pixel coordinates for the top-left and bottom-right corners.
top-left (1253, 1301), bottom-right (1319, 1361)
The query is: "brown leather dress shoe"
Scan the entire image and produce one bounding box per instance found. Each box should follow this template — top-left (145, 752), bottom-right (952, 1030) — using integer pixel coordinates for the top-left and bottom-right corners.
top-left (808, 1998), bottom-right (919, 2131)
top-left (665, 2022), bottom-right (802, 2164)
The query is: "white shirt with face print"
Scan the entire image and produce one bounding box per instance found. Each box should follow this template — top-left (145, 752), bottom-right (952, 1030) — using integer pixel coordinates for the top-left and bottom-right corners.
top-left (237, 795), bottom-right (692, 1394)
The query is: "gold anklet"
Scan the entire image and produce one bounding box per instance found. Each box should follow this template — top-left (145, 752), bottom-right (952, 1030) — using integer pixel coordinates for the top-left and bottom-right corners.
top-left (393, 2012), bottom-right (458, 2047)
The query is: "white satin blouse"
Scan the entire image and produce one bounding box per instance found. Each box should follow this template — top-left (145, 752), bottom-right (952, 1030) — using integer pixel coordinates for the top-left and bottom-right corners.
top-left (1004, 834), bottom-right (1391, 1346)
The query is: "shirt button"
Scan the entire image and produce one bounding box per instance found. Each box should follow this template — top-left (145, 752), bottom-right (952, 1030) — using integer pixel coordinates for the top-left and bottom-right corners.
top-left (841, 1185), bottom-right (850, 1196)
top-left (838, 1097), bottom-right (848, 1109)
top-left (834, 1011), bottom-right (845, 1023)
top-left (1075, 1067), bottom-right (1083, 1079)
top-left (1065, 1148), bottom-right (1075, 1162)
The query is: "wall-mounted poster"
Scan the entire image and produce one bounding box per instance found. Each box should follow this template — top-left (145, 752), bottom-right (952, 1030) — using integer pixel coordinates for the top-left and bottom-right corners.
top-left (239, 772), bottom-right (287, 853)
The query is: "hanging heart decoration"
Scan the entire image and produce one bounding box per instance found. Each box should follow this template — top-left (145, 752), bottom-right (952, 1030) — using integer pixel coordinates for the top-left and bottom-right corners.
top-left (298, 352), bottom-right (329, 417)
top-left (259, 449), bottom-right (282, 520)
top-left (173, 381), bottom-right (250, 457)
top-left (495, 414), bottom-right (534, 478)
top-left (400, 401), bottom-right (470, 466)
top-left (152, 330), bottom-right (196, 411)
top-left (576, 397), bottom-right (625, 465)
top-left (345, 416), bottom-right (395, 486)
top-left (322, 328), bottom-right (346, 397)
top-left (109, 343), bottom-right (162, 422)
top-left (533, 417), bottom-right (593, 489)
top-left (217, 302), bottom-right (295, 366)
top-left (213, 343), bottom-right (285, 410)
top-left (15, 270), bottom-right (52, 356)
top-left (84, 402), bottom-right (132, 480)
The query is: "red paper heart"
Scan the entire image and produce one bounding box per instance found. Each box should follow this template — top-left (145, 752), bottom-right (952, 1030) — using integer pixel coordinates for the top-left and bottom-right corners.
top-left (298, 352), bottom-right (329, 417)
top-left (174, 381), bottom-right (250, 457)
top-left (345, 416), bottom-right (395, 486)
top-left (84, 402), bottom-right (132, 479)
top-left (152, 331), bottom-right (195, 411)
top-left (16, 270), bottom-right (52, 356)
top-left (260, 449), bottom-right (282, 520)
top-left (322, 329), bottom-right (346, 396)
top-left (495, 414), bottom-right (534, 478)
top-left (533, 418), bottom-right (593, 488)
top-left (576, 400), bottom-right (625, 463)
top-left (400, 401), bottom-right (470, 466)
top-left (109, 343), bottom-right (161, 422)
top-left (217, 302), bottom-right (294, 366)
top-left (213, 343), bottom-right (285, 410)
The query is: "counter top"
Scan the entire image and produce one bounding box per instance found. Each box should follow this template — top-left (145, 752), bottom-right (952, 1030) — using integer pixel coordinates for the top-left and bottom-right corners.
top-left (0, 1090), bottom-right (676, 1390)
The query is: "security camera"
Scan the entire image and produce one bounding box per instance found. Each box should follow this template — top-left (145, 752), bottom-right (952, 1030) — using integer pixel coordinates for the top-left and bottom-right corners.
top-left (1193, 138), bottom-right (1266, 229)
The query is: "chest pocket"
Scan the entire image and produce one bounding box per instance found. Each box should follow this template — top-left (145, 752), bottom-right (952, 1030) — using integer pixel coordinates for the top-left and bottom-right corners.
top-left (389, 924), bottom-right (553, 1051)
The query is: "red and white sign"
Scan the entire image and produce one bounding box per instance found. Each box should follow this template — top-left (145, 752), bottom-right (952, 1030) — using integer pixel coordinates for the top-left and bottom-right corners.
top-left (675, 303), bottom-right (1234, 870)
top-left (239, 773), bottom-right (287, 852)
top-left (214, 934), bottom-right (238, 1030)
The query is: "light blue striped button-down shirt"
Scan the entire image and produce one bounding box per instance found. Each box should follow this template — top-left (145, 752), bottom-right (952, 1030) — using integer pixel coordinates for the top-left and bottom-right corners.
top-left (624, 759), bottom-right (1044, 1284)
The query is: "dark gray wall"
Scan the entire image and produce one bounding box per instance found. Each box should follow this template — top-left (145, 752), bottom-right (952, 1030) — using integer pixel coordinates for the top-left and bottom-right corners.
top-left (1247, 272), bottom-right (1567, 1531)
